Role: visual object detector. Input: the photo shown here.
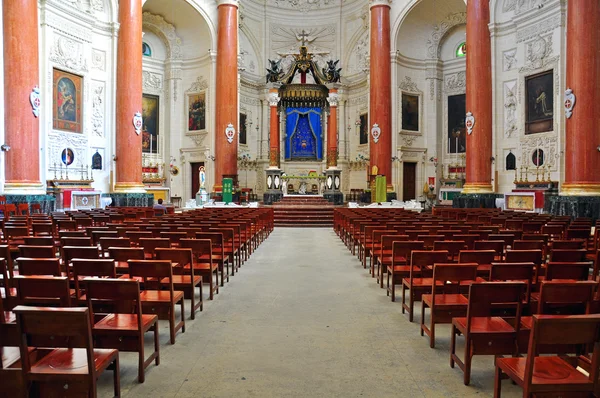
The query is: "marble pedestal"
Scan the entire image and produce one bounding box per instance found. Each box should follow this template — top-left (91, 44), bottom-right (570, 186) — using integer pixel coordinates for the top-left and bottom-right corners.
top-left (263, 169), bottom-right (283, 205)
top-left (324, 169), bottom-right (343, 205)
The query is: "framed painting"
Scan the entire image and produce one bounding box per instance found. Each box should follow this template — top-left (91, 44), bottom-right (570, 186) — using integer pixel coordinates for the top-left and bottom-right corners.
top-left (53, 69), bottom-right (83, 133)
top-left (401, 93), bottom-right (419, 132)
top-left (187, 92), bottom-right (206, 132)
top-left (359, 113), bottom-right (369, 145)
top-left (525, 70), bottom-right (554, 134)
top-left (142, 94), bottom-right (159, 154)
top-left (447, 94), bottom-right (466, 154)
top-left (239, 113), bottom-right (247, 145)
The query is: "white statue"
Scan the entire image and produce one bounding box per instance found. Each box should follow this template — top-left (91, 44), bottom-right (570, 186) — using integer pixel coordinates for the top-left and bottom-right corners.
top-left (282, 181), bottom-right (288, 195)
top-left (298, 181), bottom-right (307, 194)
top-left (199, 166), bottom-right (206, 189)
top-left (319, 180), bottom-right (325, 195)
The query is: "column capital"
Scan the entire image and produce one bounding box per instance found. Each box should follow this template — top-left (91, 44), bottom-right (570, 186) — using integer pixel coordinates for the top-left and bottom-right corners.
top-left (267, 90), bottom-right (280, 107)
top-left (327, 92), bottom-right (340, 107)
top-left (369, 0), bottom-right (391, 9)
top-left (217, 0), bottom-right (239, 8)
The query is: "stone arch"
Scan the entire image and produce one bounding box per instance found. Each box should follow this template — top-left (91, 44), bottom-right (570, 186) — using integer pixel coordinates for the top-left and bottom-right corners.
top-left (426, 12), bottom-right (466, 59)
top-left (142, 12), bottom-right (183, 61)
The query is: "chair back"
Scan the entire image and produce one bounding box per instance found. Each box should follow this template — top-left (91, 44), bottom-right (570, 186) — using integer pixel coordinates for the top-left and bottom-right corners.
top-left (431, 263), bottom-right (479, 295)
top-left (98, 237), bottom-right (131, 251)
top-left (392, 241), bottom-right (425, 264)
top-left (108, 247), bottom-right (145, 262)
top-left (512, 240), bottom-right (544, 251)
top-left (505, 249), bottom-right (543, 265)
top-left (545, 262), bottom-right (592, 282)
top-left (432, 241), bottom-right (465, 261)
top-left (458, 250), bottom-right (495, 265)
top-left (490, 262), bottom-right (535, 303)
top-left (155, 247), bottom-right (193, 269)
top-left (62, 246), bottom-right (100, 265)
top-left (473, 240), bottom-right (504, 258)
top-left (552, 240), bottom-right (586, 250)
top-left (14, 276), bottom-right (71, 306)
top-left (16, 258), bottom-right (62, 276)
top-left (538, 281), bottom-right (597, 315)
top-left (467, 282), bottom-right (525, 319)
top-left (18, 245), bottom-right (55, 259)
top-left (23, 237), bottom-right (54, 247)
top-left (85, 278), bottom-right (142, 315)
top-left (549, 249), bottom-right (587, 262)
top-left (139, 238), bottom-right (171, 259)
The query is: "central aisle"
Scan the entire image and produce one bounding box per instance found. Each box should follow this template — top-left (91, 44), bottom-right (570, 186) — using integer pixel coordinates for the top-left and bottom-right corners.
top-left (105, 228), bottom-right (520, 398)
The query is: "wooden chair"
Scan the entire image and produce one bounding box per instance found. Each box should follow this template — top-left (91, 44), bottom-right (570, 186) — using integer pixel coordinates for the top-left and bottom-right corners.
top-left (495, 314), bottom-right (600, 397)
top-left (180, 239), bottom-right (219, 300)
top-left (381, 240), bottom-right (424, 290)
top-left (23, 236), bottom-right (54, 247)
top-left (505, 249), bottom-right (543, 279)
top-left (156, 248), bottom-right (203, 319)
top-left (98, 237), bottom-right (131, 255)
top-left (488, 262), bottom-right (535, 308)
top-left (552, 239), bottom-right (586, 250)
top-left (62, 246), bottom-right (101, 270)
top-left (31, 223), bottom-right (54, 237)
top-left (108, 247), bottom-right (145, 275)
top-left (195, 232), bottom-right (229, 286)
top-left (0, 291), bottom-right (22, 396)
top-left (159, 231), bottom-right (187, 247)
top-left (459, 249), bottom-right (496, 280)
top-left (72, 259), bottom-right (117, 304)
top-left (545, 262), bottom-right (592, 282)
top-left (420, 263), bottom-right (479, 348)
top-left (433, 240), bottom-right (466, 262)
top-left (14, 275), bottom-right (71, 307)
top-left (13, 305), bottom-right (120, 397)
top-left (450, 282), bottom-right (526, 385)
top-left (473, 240), bottom-right (505, 260)
top-left (86, 278), bottom-right (159, 383)
top-left (139, 238), bottom-right (171, 259)
top-left (374, 234), bottom-right (409, 281)
top-left (128, 260), bottom-right (185, 344)
top-left (452, 234), bottom-right (479, 250)
top-left (399, 250), bottom-right (448, 321)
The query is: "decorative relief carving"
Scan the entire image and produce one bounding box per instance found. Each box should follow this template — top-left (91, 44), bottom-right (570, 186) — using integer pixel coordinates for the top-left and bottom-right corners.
top-left (241, 96), bottom-right (260, 106)
top-left (91, 49), bottom-right (105, 71)
top-left (142, 12), bottom-right (182, 60)
top-left (503, 49), bottom-right (517, 71)
top-left (142, 71), bottom-right (162, 91)
top-left (444, 71), bottom-right (466, 92)
top-left (516, 15), bottom-right (561, 43)
top-left (91, 82), bottom-right (105, 138)
top-left (515, 0), bottom-right (551, 15)
top-left (187, 132), bottom-right (208, 147)
top-left (504, 81), bottom-right (517, 138)
top-left (269, 0), bottom-right (338, 13)
top-left (503, 0), bottom-right (517, 12)
top-left (519, 35), bottom-right (558, 73)
top-left (90, 0), bottom-right (104, 12)
top-left (271, 24), bottom-right (336, 54)
top-left (349, 95), bottom-right (367, 107)
top-left (400, 134), bottom-right (418, 147)
top-left (48, 131), bottom-right (88, 168)
top-left (44, 13), bottom-right (92, 43)
top-left (427, 12), bottom-right (467, 59)
top-left (49, 35), bottom-right (88, 73)
top-left (186, 76), bottom-right (208, 93)
top-left (521, 133), bottom-right (558, 169)
top-left (399, 76), bottom-right (418, 92)
top-left (327, 93), bottom-right (339, 107)
top-left (349, 32), bottom-right (369, 74)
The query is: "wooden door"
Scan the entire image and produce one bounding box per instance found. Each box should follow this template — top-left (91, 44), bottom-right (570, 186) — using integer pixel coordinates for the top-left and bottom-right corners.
top-left (403, 162), bottom-right (416, 201)
top-left (191, 162), bottom-right (204, 197)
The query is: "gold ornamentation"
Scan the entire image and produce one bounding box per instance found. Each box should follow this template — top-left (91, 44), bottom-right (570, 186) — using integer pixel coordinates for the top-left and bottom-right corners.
top-left (269, 149), bottom-right (280, 168)
top-left (461, 182), bottom-right (494, 194)
top-left (326, 149), bottom-right (338, 168)
top-left (560, 183), bottom-right (600, 196)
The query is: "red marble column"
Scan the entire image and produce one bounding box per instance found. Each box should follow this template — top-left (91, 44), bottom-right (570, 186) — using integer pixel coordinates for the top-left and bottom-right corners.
top-left (462, 0), bottom-right (493, 194)
top-left (562, 0), bottom-right (600, 195)
top-left (327, 88), bottom-right (339, 168)
top-left (268, 88), bottom-right (280, 168)
top-left (369, 1), bottom-right (392, 187)
top-left (3, 0), bottom-right (43, 193)
top-left (114, 0), bottom-right (143, 192)
top-left (214, 0), bottom-right (239, 189)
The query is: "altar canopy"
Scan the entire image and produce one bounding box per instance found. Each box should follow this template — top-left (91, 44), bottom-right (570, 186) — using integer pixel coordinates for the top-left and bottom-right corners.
top-left (285, 107), bottom-right (323, 161)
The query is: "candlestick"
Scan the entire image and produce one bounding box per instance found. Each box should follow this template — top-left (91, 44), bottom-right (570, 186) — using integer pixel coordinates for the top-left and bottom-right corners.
top-left (53, 162), bottom-right (57, 180)
top-left (535, 166), bottom-right (539, 182)
top-left (524, 166), bottom-right (528, 183)
top-left (514, 168), bottom-right (518, 184)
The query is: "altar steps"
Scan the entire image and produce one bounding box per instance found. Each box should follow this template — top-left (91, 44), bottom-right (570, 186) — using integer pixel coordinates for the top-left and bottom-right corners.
top-left (271, 196), bottom-right (337, 227)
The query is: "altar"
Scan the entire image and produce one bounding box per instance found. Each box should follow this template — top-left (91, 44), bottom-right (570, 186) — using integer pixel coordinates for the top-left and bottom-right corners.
top-left (282, 175), bottom-right (326, 195)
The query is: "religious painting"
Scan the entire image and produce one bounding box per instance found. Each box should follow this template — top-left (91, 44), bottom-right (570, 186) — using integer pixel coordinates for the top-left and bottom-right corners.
top-left (239, 113), bottom-right (247, 145)
top-left (53, 69), bottom-right (83, 133)
top-left (61, 148), bottom-right (74, 166)
top-left (359, 113), bottom-right (368, 145)
top-left (401, 93), bottom-right (419, 132)
top-left (142, 94), bottom-right (159, 154)
top-left (447, 94), bottom-right (466, 154)
top-left (525, 70), bottom-right (554, 134)
top-left (532, 148), bottom-right (544, 167)
top-left (187, 92), bottom-right (206, 132)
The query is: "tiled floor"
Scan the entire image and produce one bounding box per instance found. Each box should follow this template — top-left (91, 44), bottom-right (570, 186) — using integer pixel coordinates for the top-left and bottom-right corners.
top-left (99, 228), bottom-right (522, 397)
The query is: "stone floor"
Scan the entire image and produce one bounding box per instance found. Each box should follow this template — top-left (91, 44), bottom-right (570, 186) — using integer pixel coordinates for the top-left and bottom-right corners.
top-left (99, 228), bottom-right (522, 397)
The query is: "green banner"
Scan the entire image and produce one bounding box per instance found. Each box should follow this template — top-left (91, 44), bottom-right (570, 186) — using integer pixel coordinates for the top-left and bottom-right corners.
top-left (375, 175), bottom-right (387, 203)
top-left (222, 178), bottom-right (233, 204)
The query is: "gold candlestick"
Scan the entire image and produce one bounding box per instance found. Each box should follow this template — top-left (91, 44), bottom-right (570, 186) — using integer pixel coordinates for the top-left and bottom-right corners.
top-left (524, 167), bottom-right (529, 183)
top-left (535, 166), bottom-right (539, 182)
top-left (514, 168), bottom-right (518, 184)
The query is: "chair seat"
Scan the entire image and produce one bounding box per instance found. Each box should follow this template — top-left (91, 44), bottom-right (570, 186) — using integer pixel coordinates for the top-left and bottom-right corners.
top-left (402, 278), bottom-right (445, 287)
top-left (140, 290), bottom-right (184, 303)
top-left (422, 293), bottom-right (468, 307)
top-left (498, 356), bottom-right (591, 386)
top-left (380, 256), bottom-right (407, 266)
top-left (186, 262), bottom-right (218, 271)
top-left (29, 348), bottom-right (117, 376)
top-left (387, 265), bottom-right (420, 273)
top-left (453, 316), bottom-right (515, 334)
top-left (171, 275), bottom-right (201, 286)
top-left (520, 316), bottom-right (533, 330)
top-left (1, 346), bottom-right (21, 369)
top-left (94, 313), bottom-right (157, 333)
top-left (198, 254), bottom-right (226, 263)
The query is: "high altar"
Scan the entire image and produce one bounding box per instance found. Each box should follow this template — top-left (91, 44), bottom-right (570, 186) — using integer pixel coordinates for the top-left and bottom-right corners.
top-left (263, 42), bottom-right (343, 205)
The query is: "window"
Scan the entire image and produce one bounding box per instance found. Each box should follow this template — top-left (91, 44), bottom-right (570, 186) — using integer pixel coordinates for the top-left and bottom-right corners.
top-left (239, 113), bottom-right (247, 145)
top-left (142, 42), bottom-right (152, 57)
top-left (359, 113), bottom-right (368, 145)
top-left (456, 42), bottom-right (466, 58)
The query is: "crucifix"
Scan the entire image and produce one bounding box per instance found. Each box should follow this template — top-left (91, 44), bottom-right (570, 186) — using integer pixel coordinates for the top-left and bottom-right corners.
top-left (298, 30), bottom-right (309, 46)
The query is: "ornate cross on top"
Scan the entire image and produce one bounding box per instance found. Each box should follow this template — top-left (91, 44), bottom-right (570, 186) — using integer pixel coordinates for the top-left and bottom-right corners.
top-left (298, 30), bottom-right (310, 46)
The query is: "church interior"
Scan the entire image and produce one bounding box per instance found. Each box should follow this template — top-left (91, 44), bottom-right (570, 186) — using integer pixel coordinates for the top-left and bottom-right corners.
top-left (2, 0), bottom-right (600, 397)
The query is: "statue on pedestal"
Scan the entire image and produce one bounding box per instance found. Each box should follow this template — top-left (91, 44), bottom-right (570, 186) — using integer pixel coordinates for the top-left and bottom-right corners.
top-left (196, 165), bottom-right (209, 206)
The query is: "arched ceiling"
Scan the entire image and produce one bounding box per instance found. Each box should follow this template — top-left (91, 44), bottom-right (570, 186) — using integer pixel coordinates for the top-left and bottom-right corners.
top-left (142, 0), bottom-right (212, 60)
top-left (396, 0), bottom-right (466, 60)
